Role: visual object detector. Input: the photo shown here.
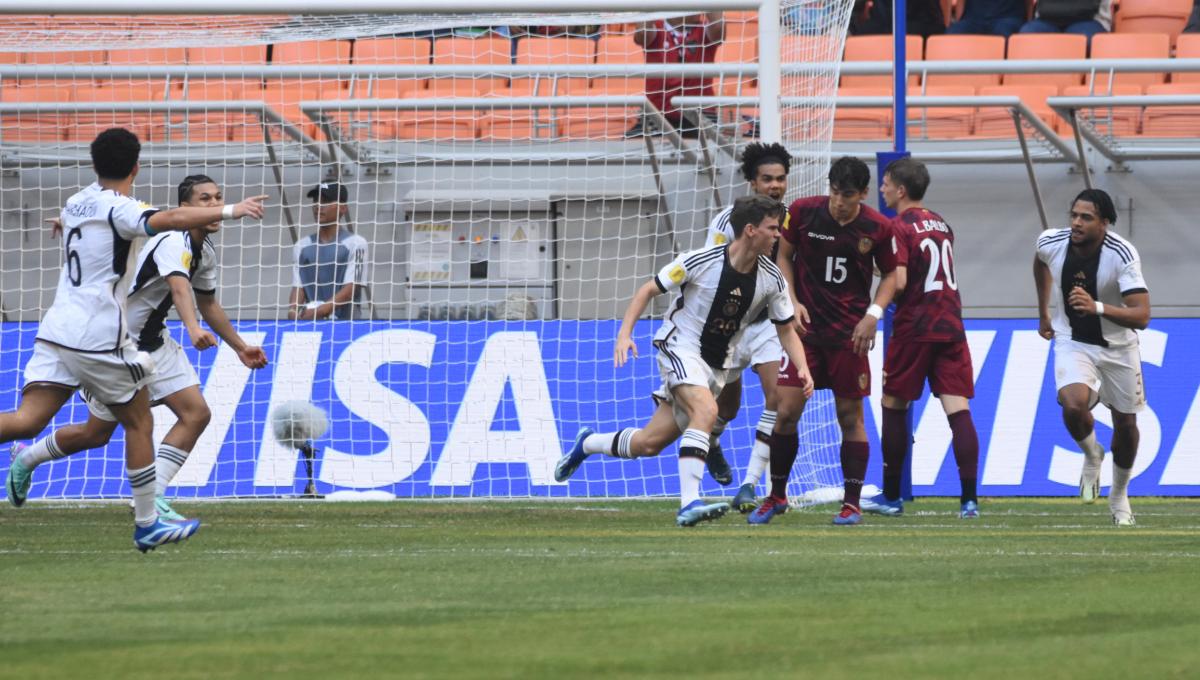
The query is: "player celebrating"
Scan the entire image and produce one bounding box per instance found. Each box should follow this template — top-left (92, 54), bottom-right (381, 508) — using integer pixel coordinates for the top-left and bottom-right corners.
top-left (866, 158), bottom-right (981, 519)
top-left (1, 128), bottom-right (266, 552)
top-left (748, 156), bottom-right (896, 526)
top-left (1034, 189), bottom-right (1150, 526)
top-left (8, 174), bottom-right (269, 522)
top-left (702, 142), bottom-right (791, 511)
top-left (554, 195), bottom-right (813, 527)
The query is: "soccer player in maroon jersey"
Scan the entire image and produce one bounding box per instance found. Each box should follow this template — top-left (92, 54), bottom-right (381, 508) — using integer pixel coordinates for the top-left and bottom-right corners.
top-left (870, 158), bottom-right (981, 519)
top-left (747, 156), bottom-right (897, 526)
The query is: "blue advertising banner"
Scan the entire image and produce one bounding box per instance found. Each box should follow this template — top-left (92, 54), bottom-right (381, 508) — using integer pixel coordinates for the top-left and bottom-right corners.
top-left (1, 319), bottom-right (1197, 499)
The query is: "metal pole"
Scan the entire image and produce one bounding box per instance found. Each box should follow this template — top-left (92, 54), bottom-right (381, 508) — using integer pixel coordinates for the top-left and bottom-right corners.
top-left (758, 0), bottom-right (782, 143)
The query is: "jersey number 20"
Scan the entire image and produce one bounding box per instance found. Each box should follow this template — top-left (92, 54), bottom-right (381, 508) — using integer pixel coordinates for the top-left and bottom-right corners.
top-left (919, 237), bottom-right (957, 292)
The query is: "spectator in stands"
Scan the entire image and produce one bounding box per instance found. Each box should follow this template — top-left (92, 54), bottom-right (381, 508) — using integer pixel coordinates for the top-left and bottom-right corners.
top-left (851, 0), bottom-right (946, 39)
top-left (947, 0), bottom-right (1026, 37)
top-left (628, 12), bottom-right (724, 137)
top-left (1019, 0), bottom-right (1113, 44)
top-left (288, 182), bottom-right (370, 321)
top-left (1187, 0), bottom-right (1200, 34)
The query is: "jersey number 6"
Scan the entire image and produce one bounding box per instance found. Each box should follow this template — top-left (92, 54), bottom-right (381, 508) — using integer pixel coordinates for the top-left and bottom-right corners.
top-left (65, 227), bottom-right (83, 287)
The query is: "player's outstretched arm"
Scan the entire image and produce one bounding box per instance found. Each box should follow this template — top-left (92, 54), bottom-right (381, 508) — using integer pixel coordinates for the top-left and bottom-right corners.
top-left (167, 276), bottom-right (216, 350)
top-left (614, 279), bottom-right (660, 367)
top-left (1032, 256), bottom-right (1055, 340)
top-left (776, 323), bottom-right (814, 400)
top-left (196, 293), bottom-right (268, 369)
top-left (147, 194), bottom-right (268, 234)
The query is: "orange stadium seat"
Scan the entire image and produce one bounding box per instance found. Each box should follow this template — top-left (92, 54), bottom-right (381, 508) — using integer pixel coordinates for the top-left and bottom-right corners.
top-left (563, 33), bottom-right (642, 139)
top-left (346, 38), bottom-right (433, 140)
top-left (0, 82), bottom-right (73, 142)
top-left (908, 85), bottom-right (976, 139)
top-left (162, 80), bottom-right (259, 143)
top-left (481, 36), bottom-right (593, 140)
top-left (974, 84), bottom-right (1061, 137)
top-left (832, 86), bottom-right (891, 140)
top-left (1140, 82), bottom-right (1200, 136)
top-left (272, 40), bottom-right (351, 67)
top-left (1062, 84), bottom-right (1144, 136)
top-left (392, 36), bottom-right (511, 140)
top-left (923, 35), bottom-right (1005, 88)
top-left (71, 81), bottom-right (160, 142)
top-left (841, 35), bottom-right (922, 89)
top-left (20, 50), bottom-right (107, 87)
top-left (187, 45), bottom-right (268, 65)
top-left (266, 40), bottom-right (351, 137)
top-left (1114, 0), bottom-right (1193, 45)
top-left (103, 47), bottom-right (187, 96)
top-left (1087, 33), bottom-right (1170, 89)
top-left (1172, 34), bottom-right (1200, 84)
top-left (1004, 34), bottom-right (1087, 89)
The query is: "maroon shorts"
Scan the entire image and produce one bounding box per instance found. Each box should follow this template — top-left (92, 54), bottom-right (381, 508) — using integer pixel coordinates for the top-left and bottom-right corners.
top-left (883, 339), bottom-right (975, 402)
top-left (777, 342), bottom-right (870, 399)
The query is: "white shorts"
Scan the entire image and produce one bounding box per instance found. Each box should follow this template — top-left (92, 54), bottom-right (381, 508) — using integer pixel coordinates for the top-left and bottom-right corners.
top-left (24, 340), bottom-right (154, 407)
top-left (1053, 337), bottom-right (1145, 414)
top-left (652, 339), bottom-right (735, 432)
top-left (86, 336), bottom-right (199, 422)
top-left (730, 320), bottom-right (782, 373)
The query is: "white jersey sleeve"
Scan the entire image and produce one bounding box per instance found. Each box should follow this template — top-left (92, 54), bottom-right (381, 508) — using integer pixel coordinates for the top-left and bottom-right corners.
top-left (705, 206), bottom-right (734, 247)
top-left (150, 232), bottom-right (190, 280)
top-left (1116, 243), bottom-right (1147, 295)
top-left (342, 233), bottom-right (370, 286)
top-left (654, 251), bottom-right (694, 294)
top-left (192, 238), bottom-right (219, 294)
top-left (109, 195), bottom-right (160, 240)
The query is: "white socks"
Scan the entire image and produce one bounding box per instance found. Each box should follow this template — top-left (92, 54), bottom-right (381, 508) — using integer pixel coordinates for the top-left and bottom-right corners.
top-left (128, 463), bottom-right (157, 527)
top-left (678, 429), bottom-right (710, 507)
top-left (742, 410), bottom-right (776, 487)
top-left (17, 433), bottom-right (66, 470)
top-left (583, 429), bottom-right (641, 458)
top-left (1111, 463), bottom-right (1133, 502)
top-left (155, 444), bottom-right (189, 495)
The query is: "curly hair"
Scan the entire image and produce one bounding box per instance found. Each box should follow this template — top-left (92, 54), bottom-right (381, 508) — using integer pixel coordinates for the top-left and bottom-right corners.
top-left (739, 142), bottom-right (792, 183)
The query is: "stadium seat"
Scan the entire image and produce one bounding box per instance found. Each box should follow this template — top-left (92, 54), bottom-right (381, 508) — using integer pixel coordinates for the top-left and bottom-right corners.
top-left (480, 36), bottom-right (594, 140)
top-left (832, 86), bottom-right (891, 140)
top-left (1087, 33), bottom-right (1171, 89)
top-left (346, 38), bottom-right (433, 141)
top-left (974, 84), bottom-right (1061, 137)
top-left (1140, 83), bottom-right (1200, 137)
top-left (908, 85), bottom-right (976, 139)
top-left (923, 35), bottom-right (1005, 88)
top-left (393, 36), bottom-right (511, 140)
top-left (841, 35), bottom-right (922, 89)
top-left (1003, 34), bottom-right (1087, 89)
top-left (1113, 0), bottom-right (1193, 45)
top-left (563, 34), bottom-right (643, 139)
top-left (186, 45), bottom-right (268, 65)
top-left (263, 80), bottom-right (346, 140)
top-left (1172, 35), bottom-right (1200, 84)
top-left (272, 39), bottom-right (352, 67)
top-left (71, 81), bottom-right (160, 142)
top-left (0, 82), bottom-right (73, 142)
top-left (1062, 84), bottom-right (1144, 136)
top-left (164, 80), bottom-right (257, 143)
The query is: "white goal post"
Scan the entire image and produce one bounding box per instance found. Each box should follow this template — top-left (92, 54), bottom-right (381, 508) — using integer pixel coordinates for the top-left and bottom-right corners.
top-left (0, 1), bottom-right (857, 504)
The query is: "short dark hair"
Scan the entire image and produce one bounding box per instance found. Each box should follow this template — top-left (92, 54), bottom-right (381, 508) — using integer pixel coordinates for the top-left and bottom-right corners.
top-left (177, 174), bottom-right (217, 206)
top-left (90, 128), bottom-right (141, 181)
top-left (884, 157), bottom-right (930, 201)
top-left (729, 194), bottom-right (786, 238)
top-left (740, 142), bottom-right (792, 183)
top-left (828, 156), bottom-right (871, 193)
top-left (1072, 188), bottom-right (1117, 224)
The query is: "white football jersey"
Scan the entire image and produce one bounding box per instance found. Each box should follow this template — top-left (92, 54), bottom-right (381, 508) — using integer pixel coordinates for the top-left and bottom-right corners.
top-left (1035, 227), bottom-right (1148, 348)
top-left (37, 183), bottom-right (159, 352)
top-left (126, 231), bottom-right (218, 352)
top-left (705, 205), bottom-right (735, 247)
top-left (652, 244), bottom-right (794, 369)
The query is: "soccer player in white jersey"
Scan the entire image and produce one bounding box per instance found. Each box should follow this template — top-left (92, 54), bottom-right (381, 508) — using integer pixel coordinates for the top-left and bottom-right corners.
top-left (1034, 189), bottom-right (1151, 526)
top-left (0, 128), bottom-right (266, 552)
top-left (8, 174), bottom-right (269, 523)
top-left (701, 142), bottom-right (791, 512)
top-left (554, 195), bottom-right (814, 527)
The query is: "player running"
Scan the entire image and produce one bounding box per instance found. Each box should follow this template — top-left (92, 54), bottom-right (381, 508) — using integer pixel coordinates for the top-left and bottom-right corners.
top-left (748, 156), bottom-right (897, 526)
top-left (8, 174), bottom-right (269, 523)
top-left (864, 158), bottom-right (981, 519)
top-left (0, 128), bottom-right (266, 551)
top-left (554, 195), bottom-right (813, 527)
top-left (701, 142), bottom-right (792, 511)
top-left (1034, 188), bottom-right (1150, 526)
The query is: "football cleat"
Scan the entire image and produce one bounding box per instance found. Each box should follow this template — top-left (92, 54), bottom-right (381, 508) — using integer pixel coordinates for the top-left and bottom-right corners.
top-left (676, 500), bottom-right (730, 527)
top-left (832, 503), bottom-right (862, 526)
top-left (553, 427), bottom-right (594, 482)
top-left (155, 495), bottom-right (186, 522)
top-left (705, 442), bottom-right (733, 486)
top-left (860, 493), bottom-right (904, 517)
top-left (1079, 463), bottom-right (1102, 505)
top-left (747, 494), bottom-right (788, 525)
top-left (6, 443), bottom-right (32, 508)
top-left (732, 483), bottom-right (758, 514)
top-left (133, 518), bottom-right (201, 553)
top-left (960, 500), bottom-right (980, 519)
top-left (1110, 496), bottom-right (1135, 526)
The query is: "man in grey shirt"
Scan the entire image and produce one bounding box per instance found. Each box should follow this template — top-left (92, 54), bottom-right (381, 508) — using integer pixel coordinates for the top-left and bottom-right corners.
top-left (288, 182), bottom-right (370, 320)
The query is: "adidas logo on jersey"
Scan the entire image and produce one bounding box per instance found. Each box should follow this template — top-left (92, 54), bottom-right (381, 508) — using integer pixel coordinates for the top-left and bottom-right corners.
top-left (729, 287), bottom-right (742, 297)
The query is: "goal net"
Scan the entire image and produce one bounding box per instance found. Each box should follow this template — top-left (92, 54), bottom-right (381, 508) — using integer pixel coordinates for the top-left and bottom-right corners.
top-left (0, 1), bottom-right (856, 503)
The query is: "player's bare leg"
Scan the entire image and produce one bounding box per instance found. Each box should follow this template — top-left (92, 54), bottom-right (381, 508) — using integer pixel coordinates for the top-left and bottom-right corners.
top-left (152, 386), bottom-right (212, 518)
top-left (748, 383), bottom-right (807, 524)
top-left (732, 360), bottom-right (780, 512)
top-left (3, 385), bottom-right (72, 507)
top-left (10, 416), bottom-right (117, 507)
top-left (1108, 410), bottom-right (1139, 526)
top-left (554, 401), bottom-right (681, 482)
top-left (1059, 383), bottom-right (1105, 504)
top-left (708, 378), bottom-right (742, 485)
top-left (671, 384), bottom-right (730, 526)
top-left (831, 396), bottom-right (869, 525)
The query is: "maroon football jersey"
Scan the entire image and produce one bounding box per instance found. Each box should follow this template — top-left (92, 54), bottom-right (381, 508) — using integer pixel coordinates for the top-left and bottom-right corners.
top-left (891, 207), bottom-right (966, 342)
top-left (784, 196), bottom-right (895, 347)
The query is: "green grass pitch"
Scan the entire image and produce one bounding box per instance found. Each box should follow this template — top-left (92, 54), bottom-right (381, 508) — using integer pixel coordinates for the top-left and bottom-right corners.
top-left (1, 498), bottom-right (1198, 679)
